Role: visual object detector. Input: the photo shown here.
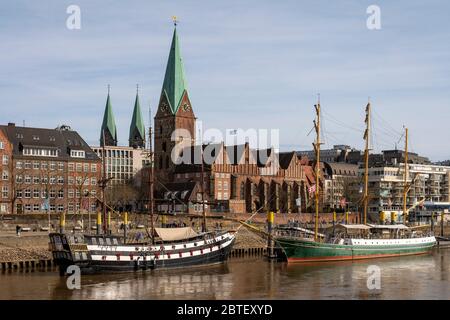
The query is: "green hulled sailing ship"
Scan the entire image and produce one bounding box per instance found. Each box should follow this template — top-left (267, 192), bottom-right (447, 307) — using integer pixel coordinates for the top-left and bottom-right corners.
top-left (275, 101), bottom-right (436, 263)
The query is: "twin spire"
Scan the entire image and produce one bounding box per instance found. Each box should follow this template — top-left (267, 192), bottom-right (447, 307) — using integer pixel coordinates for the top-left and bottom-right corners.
top-left (100, 85), bottom-right (146, 148)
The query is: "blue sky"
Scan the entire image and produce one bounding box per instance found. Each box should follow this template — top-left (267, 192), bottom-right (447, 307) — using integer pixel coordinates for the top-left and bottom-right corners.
top-left (1, 1), bottom-right (449, 161)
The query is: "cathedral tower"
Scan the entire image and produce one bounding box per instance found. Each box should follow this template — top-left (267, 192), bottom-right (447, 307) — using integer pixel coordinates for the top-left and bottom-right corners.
top-left (154, 26), bottom-right (196, 182)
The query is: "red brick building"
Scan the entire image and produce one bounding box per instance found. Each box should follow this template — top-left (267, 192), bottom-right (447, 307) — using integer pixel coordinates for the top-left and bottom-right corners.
top-left (0, 123), bottom-right (102, 215)
top-left (153, 27), bottom-right (317, 215)
top-left (0, 129), bottom-right (13, 215)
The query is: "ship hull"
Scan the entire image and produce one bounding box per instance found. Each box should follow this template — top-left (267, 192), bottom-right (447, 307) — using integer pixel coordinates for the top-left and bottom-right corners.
top-left (50, 231), bottom-right (236, 275)
top-left (276, 237), bottom-right (437, 263)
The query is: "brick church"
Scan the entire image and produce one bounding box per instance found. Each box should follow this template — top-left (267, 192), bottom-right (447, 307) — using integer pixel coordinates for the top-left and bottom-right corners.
top-left (154, 26), bottom-right (318, 215)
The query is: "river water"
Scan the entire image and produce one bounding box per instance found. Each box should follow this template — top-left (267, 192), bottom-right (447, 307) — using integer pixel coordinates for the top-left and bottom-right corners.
top-left (1, 248), bottom-right (449, 300)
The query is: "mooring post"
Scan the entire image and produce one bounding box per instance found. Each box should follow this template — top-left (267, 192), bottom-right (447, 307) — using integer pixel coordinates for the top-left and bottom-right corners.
top-left (267, 211), bottom-right (274, 258)
top-left (332, 211), bottom-right (336, 236)
top-left (60, 211), bottom-right (65, 234)
top-left (97, 211), bottom-right (102, 235)
top-left (108, 211), bottom-right (111, 235)
top-left (124, 211), bottom-right (128, 244)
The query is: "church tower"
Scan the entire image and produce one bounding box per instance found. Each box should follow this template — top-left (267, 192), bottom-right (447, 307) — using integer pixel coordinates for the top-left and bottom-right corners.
top-left (100, 87), bottom-right (118, 146)
top-left (129, 87), bottom-right (146, 148)
top-left (154, 25), bottom-right (196, 183)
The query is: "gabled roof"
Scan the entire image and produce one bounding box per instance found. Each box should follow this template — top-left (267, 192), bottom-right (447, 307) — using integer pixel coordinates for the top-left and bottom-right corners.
top-left (278, 152), bottom-right (296, 169)
top-left (129, 93), bottom-right (145, 141)
top-left (161, 28), bottom-right (188, 114)
top-left (100, 93), bottom-right (117, 145)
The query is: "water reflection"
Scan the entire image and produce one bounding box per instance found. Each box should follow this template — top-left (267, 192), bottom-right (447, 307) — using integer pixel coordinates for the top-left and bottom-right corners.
top-left (1, 250), bottom-right (449, 300)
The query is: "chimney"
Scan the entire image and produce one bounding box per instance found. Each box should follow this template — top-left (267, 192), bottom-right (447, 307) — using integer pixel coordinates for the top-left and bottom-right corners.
top-left (8, 122), bottom-right (15, 127)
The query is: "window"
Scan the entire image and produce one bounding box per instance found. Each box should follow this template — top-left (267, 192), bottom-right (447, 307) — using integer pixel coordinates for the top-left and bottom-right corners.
top-left (68, 189), bottom-right (74, 198)
top-left (24, 189), bottom-right (31, 198)
top-left (91, 164), bottom-right (97, 172)
top-left (33, 189), bottom-right (40, 198)
top-left (33, 176), bottom-right (40, 184)
top-left (58, 162), bottom-right (64, 171)
top-left (76, 163), bottom-right (82, 172)
top-left (58, 176), bottom-right (64, 184)
top-left (2, 170), bottom-right (8, 181)
top-left (16, 189), bottom-right (22, 198)
top-left (68, 163), bottom-right (74, 172)
top-left (33, 162), bottom-right (40, 170)
top-left (0, 141), bottom-right (3, 149)
top-left (57, 205), bottom-right (64, 212)
top-left (76, 190), bottom-right (80, 198)
top-left (41, 162), bottom-right (48, 170)
top-left (2, 186), bottom-right (8, 198)
top-left (16, 175), bottom-right (23, 183)
top-left (23, 148), bottom-right (57, 157)
top-left (25, 175), bottom-right (31, 184)
top-left (25, 162), bottom-right (32, 169)
top-left (50, 162), bottom-right (56, 170)
top-left (50, 177), bottom-right (56, 185)
top-left (91, 177), bottom-right (97, 186)
top-left (91, 189), bottom-right (97, 197)
top-left (33, 204), bottom-right (40, 212)
top-left (16, 161), bottom-right (23, 169)
top-left (68, 177), bottom-right (74, 185)
top-left (68, 203), bottom-right (74, 213)
top-left (0, 204), bottom-right (7, 213)
top-left (24, 204), bottom-right (31, 212)
top-left (83, 163), bottom-right (89, 172)
top-left (58, 190), bottom-right (64, 199)
top-left (50, 190), bottom-right (56, 199)
top-left (2, 155), bottom-right (8, 165)
top-left (71, 150), bottom-right (85, 158)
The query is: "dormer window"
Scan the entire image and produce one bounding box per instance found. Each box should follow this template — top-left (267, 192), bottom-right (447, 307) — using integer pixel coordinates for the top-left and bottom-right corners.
top-left (33, 135), bottom-right (39, 141)
top-left (16, 133), bottom-right (23, 139)
top-left (71, 150), bottom-right (85, 158)
top-left (49, 136), bottom-right (56, 142)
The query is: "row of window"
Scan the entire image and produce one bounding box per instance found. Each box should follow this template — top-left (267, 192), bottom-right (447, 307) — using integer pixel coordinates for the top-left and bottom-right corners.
top-left (68, 163), bottom-right (97, 172)
top-left (16, 175), bottom-right (65, 184)
top-left (94, 149), bottom-right (134, 159)
top-left (17, 203), bottom-right (97, 213)
top-left (23, 148), bottom-right (58, 157)
top-left (15, 188), bottom-right (97, 199)
top-left (16, 161), bottom-right (64, 170)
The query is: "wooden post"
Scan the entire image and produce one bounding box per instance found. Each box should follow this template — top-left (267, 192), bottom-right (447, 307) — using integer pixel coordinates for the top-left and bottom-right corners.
top-left (107, 211), bottom-right (111, 235)
top-left (123, 211), bottom-right (128, 244)
top-left (97, 211), bottom-right (102, 235)
top-left (60, 211), bottom-right (65, 233)
top-left (267, 211), bottom-right (274, 258)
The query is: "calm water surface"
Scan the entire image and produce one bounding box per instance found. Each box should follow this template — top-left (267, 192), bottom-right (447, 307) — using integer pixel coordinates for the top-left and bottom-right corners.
top-left (1, 248), bottom-right (449, 300)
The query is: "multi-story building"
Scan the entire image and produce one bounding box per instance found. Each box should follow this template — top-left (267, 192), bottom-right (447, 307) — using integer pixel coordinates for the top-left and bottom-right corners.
top-left (322, 162), bottom-right (359, 211)
top-left (297, 145), bottom-right (358, 163)
top-left (0, 123), bottom-right (102, 215)
top-left (0, 129), bottom-right (13, 215)
top-left (361, 162), bottom-right (450, 220)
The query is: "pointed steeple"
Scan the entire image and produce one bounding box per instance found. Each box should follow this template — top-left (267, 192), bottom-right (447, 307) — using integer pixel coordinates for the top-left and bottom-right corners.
top-left (161, 27), bottom-right (188, 114)
top-left (129, 85), bottom-right (146, 148)
top-left (100, 86), bottom-right (118, 146)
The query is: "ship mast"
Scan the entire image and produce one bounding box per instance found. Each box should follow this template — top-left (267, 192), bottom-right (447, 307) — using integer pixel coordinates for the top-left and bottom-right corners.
top-left (313, 97), bottom-right (321, 242)
top-left (148, 105), bottom-right (155, 244)
top-left (200, 143), bottom-right (207, 233)
top-left (403, 126), bottom-right (409, 225)
top-left (363, 102), bottom-right (371, 225)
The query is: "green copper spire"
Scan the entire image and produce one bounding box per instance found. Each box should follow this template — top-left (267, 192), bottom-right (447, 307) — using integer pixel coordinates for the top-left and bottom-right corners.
top-left (161, 27), bottom-right (188, 114)
top-left (100, 87), bottom-right (118, 146)
top-left (129, 87), bottom-right (146, 148)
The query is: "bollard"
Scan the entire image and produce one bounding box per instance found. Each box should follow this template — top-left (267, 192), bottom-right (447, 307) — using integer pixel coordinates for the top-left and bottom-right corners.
top-left (124, 211), bottom-right (128, 244)
top-left (60, 211), bottom-right (65, 233)
top-left (332, 211), bottom-right (336, 236)
top-left (267, 211), bottom-right (274, 258)
top-left (97, 211), bottom-right (102, 235)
